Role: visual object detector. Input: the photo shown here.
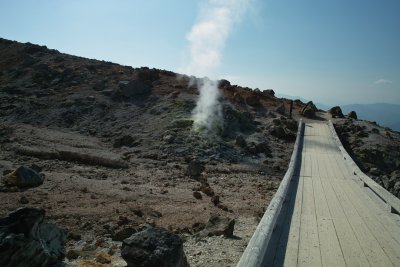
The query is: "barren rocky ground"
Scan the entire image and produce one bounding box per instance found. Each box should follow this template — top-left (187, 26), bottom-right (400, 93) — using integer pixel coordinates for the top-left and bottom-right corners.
top-left (1, 38), bottom-right (398, 267)
top-left (0, 38), bottom-right (303, 266)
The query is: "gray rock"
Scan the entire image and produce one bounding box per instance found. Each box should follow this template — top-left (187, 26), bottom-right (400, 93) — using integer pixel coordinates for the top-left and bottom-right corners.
top-left (201, 215), bottom-right (235, 237)
top-left (329, 106), bottom-right (344, 118)
top-left (2, 166), bottom-right (44, 188)
top-left (0, 207), bottom-right (66, 267)
top-left (121, 227), bottom-right (189, 267)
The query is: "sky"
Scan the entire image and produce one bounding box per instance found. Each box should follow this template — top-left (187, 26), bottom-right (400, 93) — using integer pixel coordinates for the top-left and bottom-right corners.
top-left (0, 0), bottom-right (399, 106)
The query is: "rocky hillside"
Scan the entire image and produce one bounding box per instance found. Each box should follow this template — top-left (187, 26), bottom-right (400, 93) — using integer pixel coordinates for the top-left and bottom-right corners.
top-left (0, 38), bottom-right (308, 266)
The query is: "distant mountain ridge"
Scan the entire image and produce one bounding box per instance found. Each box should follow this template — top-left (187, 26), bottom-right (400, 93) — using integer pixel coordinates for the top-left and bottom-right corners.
top-left (341, 103), bottom-right (400, 132)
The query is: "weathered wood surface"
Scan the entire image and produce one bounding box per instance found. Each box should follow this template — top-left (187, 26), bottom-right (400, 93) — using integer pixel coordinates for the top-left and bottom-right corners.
top-left (238, 122), bottom-right (400, 267)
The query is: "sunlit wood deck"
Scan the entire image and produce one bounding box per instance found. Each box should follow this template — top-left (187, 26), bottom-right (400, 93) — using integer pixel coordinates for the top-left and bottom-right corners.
top-left (264, 122), bottom-right (400, 266)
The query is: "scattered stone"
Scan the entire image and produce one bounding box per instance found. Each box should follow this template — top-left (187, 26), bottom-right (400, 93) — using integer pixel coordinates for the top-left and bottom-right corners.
top-left (200, 184), bottom-right (214, 197)
top-left (0, 207), bottom-right (66, 267)
top-left (193, 191), bottom-right (202, 199)
top-left (66, 249), bottom-right (80, 260)
top-left (191, 223), bottom-right (205, 234)
top-left (1, 166), bottom-right (44, 188)
top-left (187, 160), bottom-right (205, 177)
top-left (113, 227), bottom-right (137, 241)
top-left (68, 231), bottom-right (81, 241)
top-left (217, 204), bottom-right (230, 212)
top-left (163, 134), bottom-right (175, 144)
top-left (131, 209), bottom-right (144, 218)
top-left (118, 215), bottom-right (131, 226)
top-left (201, 215), bottom-right (235, 237)
top-left (19, 195), bottom-right (29, 204)
top-left (149, 210), bottom-right (162, 218)
top-left (96, 251), bottom-right (112, 264)
top-left (121, 227), bottom-right (189, 267)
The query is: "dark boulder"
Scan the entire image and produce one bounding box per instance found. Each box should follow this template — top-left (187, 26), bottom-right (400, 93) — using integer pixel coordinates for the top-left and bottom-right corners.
top-left (263, 89), bottom-right (275, 97)
top-left (1, 166), bottom-right (44, 188)
top-left (0, 207), bottom-right (66, 267)
top-left (121, 227), bottom-right (189, 267)
top-left (218, 79), bottom-right (231, 88)
top-left (348, 111), bottom-right (358, 120)
top-left (329, 106), bottom-right (344, 118)
top-left (303, 107), bottom-right (316, 118)
top-left (269, 125), bottom-right (296, 141)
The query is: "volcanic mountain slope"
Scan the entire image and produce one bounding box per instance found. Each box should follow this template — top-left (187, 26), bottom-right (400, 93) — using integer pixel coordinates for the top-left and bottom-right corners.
top-left (0, 38), bottom-right (308, 266)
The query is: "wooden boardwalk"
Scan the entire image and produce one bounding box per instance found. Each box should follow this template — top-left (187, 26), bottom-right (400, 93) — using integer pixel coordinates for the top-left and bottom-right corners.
top-left (264, 122), bottom-right (400, 267)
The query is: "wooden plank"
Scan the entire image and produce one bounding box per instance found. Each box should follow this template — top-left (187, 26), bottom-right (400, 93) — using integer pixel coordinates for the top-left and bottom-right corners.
top-left (298, 176), bottom-right (321, 267)
top-left (332, 156), bottom-right (400, 265)
top-left (318, 153), bottom-right (370, 266)
top-left (345, 178), bottom-right (400, 244)
top-left (325, 153), bottom-right (394, 267)
top-left (312, 156), bottom-right (346, 266)
top-left (300, 154), bottom-right (311, 177)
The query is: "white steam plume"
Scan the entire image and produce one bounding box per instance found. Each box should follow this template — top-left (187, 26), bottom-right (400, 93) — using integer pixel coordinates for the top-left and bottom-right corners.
top-left (182, 0), bottom-right (251, 132)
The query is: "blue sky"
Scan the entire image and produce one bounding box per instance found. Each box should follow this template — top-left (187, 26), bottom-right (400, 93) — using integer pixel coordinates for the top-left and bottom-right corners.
top-left (0, 0), bottom-right (399, 106)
